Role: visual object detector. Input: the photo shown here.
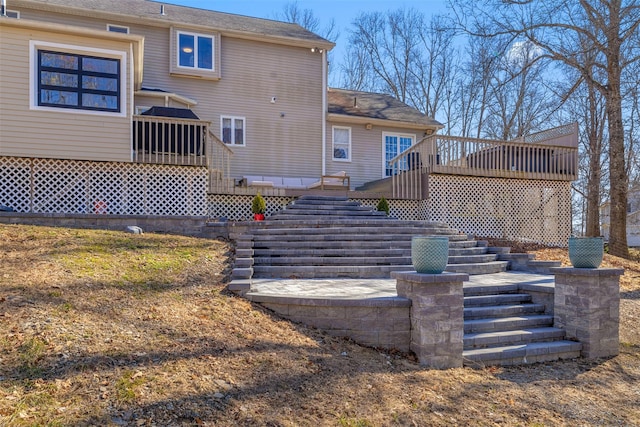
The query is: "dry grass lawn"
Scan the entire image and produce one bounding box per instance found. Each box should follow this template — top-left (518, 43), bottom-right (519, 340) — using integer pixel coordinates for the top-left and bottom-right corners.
top-left (1, 224), bottom-right (639, 426)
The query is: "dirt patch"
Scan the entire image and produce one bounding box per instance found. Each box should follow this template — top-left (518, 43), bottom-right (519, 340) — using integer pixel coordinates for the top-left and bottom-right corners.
top-left (1, 225), bottom-right (639, 426)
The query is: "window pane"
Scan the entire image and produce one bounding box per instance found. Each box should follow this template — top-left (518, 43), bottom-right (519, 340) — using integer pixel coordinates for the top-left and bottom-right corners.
top-left (198, 36), bottom-right (213, 69)
top-left (222, 118), bottom-right (231, 143)
top-left (335, 128), bottom-right (349, 144)
top-left (334, 148), bottom-right (347, 159)
top-left (82, 57), bottom-right (118, 74)
top-left (234, 119), bottom-right (244, 144)
top-left (82, 76), bottom-right (118, 91)
top-left (41, 71), bottom-right (78, 88)
top-left (179, 34), bottom-right (195, 67)
top-left (82, 93), bottom-right (118, 109)
top-left (41, 90), bottom-right (78, 106)
top-left (41, 52), bottom-right (77, 69)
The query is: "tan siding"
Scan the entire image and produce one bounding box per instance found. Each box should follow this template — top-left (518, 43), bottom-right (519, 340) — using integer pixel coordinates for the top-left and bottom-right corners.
top-left (8, 6), bottom-right (325, 176)
top-left (0, 24), bottom-right (133, 162)
top-left (326, 120), bottom-right (420, 188)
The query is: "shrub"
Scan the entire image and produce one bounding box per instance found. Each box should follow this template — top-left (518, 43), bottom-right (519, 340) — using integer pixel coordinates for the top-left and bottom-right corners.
top-left (376, 197), bottom-right (389, 216)
top-left (251, 192), bottom-right (266, 214)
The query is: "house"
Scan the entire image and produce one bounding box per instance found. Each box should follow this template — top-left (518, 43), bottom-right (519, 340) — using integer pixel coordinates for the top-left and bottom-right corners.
top-left (0, 0), bottom-right (578, 245)
top-left (600, 185), bottom-right (640, 247)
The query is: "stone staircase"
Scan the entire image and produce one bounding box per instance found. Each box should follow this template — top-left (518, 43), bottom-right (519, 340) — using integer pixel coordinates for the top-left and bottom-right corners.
top-left (230, 195), bottom-right (509, 285)
top-left (229, 195), bottom-right (578, 366)
top-left (462, 283), bottom-right (581, 366)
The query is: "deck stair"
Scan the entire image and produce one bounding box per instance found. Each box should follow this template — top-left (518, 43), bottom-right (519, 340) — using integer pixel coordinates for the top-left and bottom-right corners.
top-left (230, 195), bottom-right (509, 284)
top-left (462, 283), bottom-right (581, 366)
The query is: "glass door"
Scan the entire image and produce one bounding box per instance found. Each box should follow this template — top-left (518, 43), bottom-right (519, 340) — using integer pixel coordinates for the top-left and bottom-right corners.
top-left (384, 133), bottom-right (414, 177)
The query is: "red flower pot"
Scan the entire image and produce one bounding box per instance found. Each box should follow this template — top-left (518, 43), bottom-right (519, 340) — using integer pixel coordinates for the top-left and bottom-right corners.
top-left (254, 213), bottom-right (265, 221)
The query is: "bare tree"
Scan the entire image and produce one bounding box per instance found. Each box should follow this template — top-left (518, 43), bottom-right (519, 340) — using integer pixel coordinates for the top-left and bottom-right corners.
top-left (451, 0), bottom-right (640, 258)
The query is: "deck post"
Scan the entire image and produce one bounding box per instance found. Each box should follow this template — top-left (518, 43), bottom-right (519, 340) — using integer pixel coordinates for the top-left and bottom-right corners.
top-left (551, 267), bottom-right (624, 359)
top-left (392, 271), bottom-right (468, 369)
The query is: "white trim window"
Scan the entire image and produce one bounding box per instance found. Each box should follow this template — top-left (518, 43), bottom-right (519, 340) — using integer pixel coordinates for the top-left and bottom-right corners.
top-left (6, 10), bottom-right (20, 18)
top-left (221, 116), bottom-right (245, 146)
top-left (177, 30), bottom-right (214, 71)
top-left (30, 41), bottom-right (127, 116)
top-left (332, 126), bottom-right (351, 162)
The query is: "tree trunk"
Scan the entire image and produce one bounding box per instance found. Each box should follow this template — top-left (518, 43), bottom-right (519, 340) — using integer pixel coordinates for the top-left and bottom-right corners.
top-left (605, 69), bottom-right (630, 257)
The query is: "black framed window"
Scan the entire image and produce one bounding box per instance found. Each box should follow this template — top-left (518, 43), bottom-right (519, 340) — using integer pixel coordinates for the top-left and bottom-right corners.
top-left (38, 50), bottom-right (120, 112)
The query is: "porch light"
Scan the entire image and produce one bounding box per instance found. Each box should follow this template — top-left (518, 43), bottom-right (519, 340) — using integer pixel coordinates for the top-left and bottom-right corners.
top-left (182, 47), bottom-right (193, 53)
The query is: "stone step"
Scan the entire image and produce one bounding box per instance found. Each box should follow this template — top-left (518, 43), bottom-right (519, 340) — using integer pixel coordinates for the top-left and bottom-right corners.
top-left (464, 293), bottom-right (532, 307)
top-left (231, 267), bottom-right (253, 280)
top-left (464, 303), bottom-right (546, 320)
top-left (463, 341), bottom-right (582, 366)
top-left (447, 254), bottom-right (497, 264)
top-left (250, 226), bottom-right (460, 236)
top-left (449, 247), bottom-right (487, 256)
top-left (463, 327), bottom-right (567, 349)
top-left (526, 260), bottom-right (562, 274)
top-left (445, 261), bottom-right (509, 275)
top-left (284, 203), bottom-right (374, 211)
top-left (270, 209), bottom-right (388, 217)
top-left (448, 240), bottom-right (479, 248)
top-left (252, 233), bottom-right (461, 243)
top-left (464, 314), bottom-right (553, 333)
top-left (251, 265), bottom-right (413, 279)
top-left (253, 248), bottom-right (411, 257)
top-left (243, 219), bottom-right (454, 228)
top-left (253, 256), bottom-right (411, 266)
top-left (463, 283), bottom-right (520, 296)
top-left (251, 240), bottom-right (414, 250)
top-left (252, 248), bottom-right (490, 261)
top-left (295, 195), bottom-right (351, 202)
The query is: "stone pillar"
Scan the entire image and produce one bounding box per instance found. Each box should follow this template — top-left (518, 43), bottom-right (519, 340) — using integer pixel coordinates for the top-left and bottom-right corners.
top-left (392, 271), bottom-right (468, 369)
top-left (551, 267), bottom-right (624, 359)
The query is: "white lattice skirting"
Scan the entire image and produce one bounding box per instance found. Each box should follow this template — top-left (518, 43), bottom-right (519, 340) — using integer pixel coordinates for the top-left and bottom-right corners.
top-left (0, 156), bottom-right (208, 216)
top-left (207, 195), bottom-right (429, 221)
top-left (429, 175), bottom-right (571, 246)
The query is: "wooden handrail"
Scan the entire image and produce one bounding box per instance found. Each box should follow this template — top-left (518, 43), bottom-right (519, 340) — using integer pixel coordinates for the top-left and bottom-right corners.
top-left (389, 126), bottom-right (578, 200)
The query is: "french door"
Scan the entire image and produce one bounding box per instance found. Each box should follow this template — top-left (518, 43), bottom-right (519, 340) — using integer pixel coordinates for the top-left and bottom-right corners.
top-left (383, 133), bottom-right (415, 177)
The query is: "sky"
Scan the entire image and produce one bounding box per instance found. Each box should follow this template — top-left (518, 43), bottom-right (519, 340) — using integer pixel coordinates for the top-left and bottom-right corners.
top-left (169, 0), bottom-right (451, 84)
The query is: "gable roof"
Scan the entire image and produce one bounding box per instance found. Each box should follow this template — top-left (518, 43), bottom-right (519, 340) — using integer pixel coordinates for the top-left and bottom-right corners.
top-left (14, 0), bottom-right (334, 49)
top-left (328, 88), bottom-right (442, 130)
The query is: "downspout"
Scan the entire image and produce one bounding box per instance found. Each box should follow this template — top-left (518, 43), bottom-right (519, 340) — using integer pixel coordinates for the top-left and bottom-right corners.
top-left (321, 50), bottom-right (327, 176)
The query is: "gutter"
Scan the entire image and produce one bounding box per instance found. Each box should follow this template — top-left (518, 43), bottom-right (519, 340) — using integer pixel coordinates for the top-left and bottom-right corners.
top-left (321, 50), bottom-right (327, 176)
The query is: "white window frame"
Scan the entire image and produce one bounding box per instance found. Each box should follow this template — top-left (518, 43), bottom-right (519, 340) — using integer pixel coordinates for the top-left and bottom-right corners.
top-left (176, 30), bottom-right (214, 72)
top-left (29, 40), bottom-right (128, 117)
top-left (107, 24), bottom-right (129, 34)
top-left (332, 126), bottom-right (352, 162)
top-left (382, 132), bottom-right (416, 177)
top-left (6, 9), bottom-right (20, 18)
top-left (221, 116), bottom-right (246, 146)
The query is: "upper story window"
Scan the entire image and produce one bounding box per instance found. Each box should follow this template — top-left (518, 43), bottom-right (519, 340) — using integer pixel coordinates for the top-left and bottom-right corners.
top-left (107, 24), bottom-right (129, 34)
top-left (221, 116), bottom-right (245, 146)
top-left (177, 31), bottom-right (213, 71)
top-left (332, 126), bottom-right (351, 162)
top-left (37, 50), bottom-right (120, 112)
top-left (170, 27), bottom-right (220, 80)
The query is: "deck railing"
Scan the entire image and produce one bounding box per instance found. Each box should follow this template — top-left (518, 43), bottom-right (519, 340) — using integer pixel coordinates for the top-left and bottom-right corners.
top-left (390, 124), bottom-right (578, 199)
top-left (132, 115), bottom-right (209, 166)
top-left (207, 130), bottom-right (234, 193)
top-left (132, 115), bottom-right (234, 192)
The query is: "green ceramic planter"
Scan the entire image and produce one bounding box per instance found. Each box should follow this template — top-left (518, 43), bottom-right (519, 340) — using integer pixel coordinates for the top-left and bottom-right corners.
top-left (411, 236), bottom-right (449, 274)
top-left (568, 236), bottom-right (604, 268)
